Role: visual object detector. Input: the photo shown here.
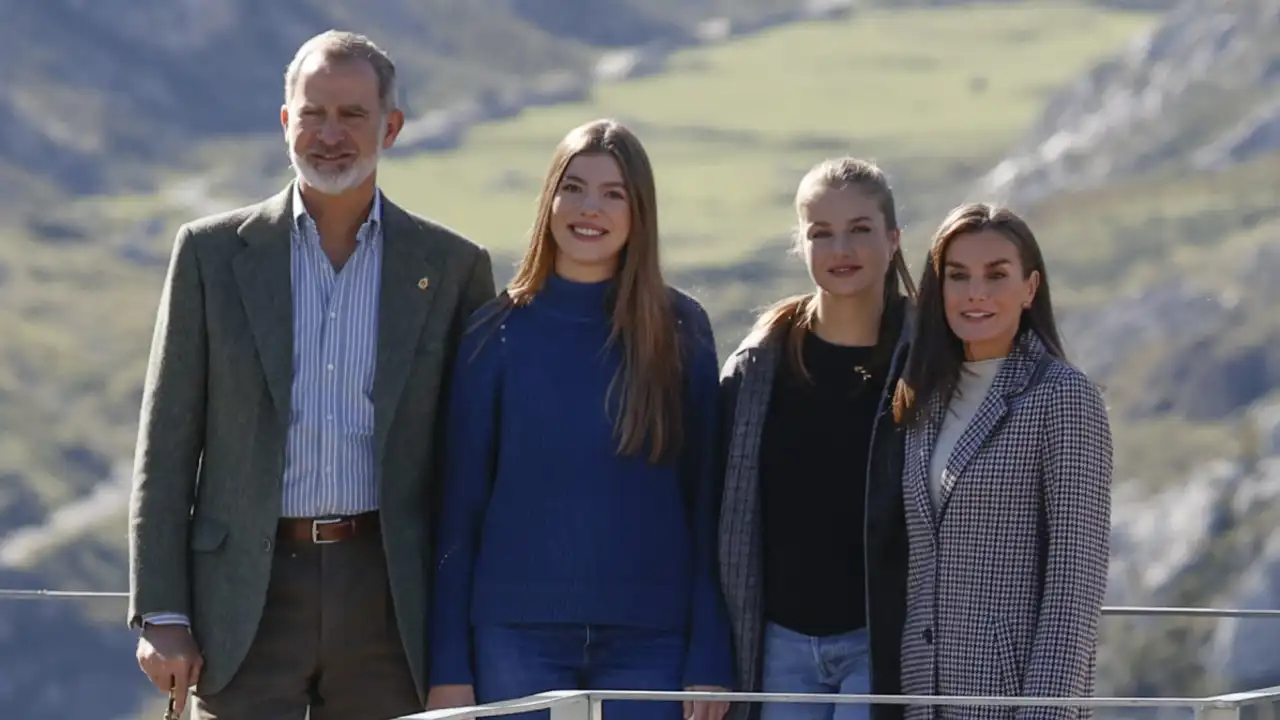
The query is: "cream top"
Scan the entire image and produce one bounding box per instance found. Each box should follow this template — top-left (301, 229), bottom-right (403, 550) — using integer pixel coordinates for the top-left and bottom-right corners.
top-left (928, 358), bottom-right (1005, 511)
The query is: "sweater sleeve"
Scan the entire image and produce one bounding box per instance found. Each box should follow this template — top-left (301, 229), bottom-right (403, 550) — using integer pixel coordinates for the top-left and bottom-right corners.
top-left (679, 303), bottom-right (737, 689)
top-left (429, 311), bottom-right (504, 688)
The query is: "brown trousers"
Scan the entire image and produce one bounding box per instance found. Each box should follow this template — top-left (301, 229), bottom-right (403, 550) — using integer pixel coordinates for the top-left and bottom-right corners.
top-left (192, 527), bottom-right (422, 720)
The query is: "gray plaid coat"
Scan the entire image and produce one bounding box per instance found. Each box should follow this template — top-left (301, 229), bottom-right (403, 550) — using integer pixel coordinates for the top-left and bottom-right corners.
top-left (718, 305), bottom-right (914, 720)
top-left (899, 330), bottom-right (1113, 720)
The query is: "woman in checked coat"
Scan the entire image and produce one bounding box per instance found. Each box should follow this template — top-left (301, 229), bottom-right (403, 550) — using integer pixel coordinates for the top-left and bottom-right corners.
top-left (891, 203), bottom-right (1114, 720)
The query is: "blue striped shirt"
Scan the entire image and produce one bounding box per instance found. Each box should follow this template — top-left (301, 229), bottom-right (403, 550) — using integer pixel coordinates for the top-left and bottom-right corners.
top-left (280, 185), bottom-right (384, 518)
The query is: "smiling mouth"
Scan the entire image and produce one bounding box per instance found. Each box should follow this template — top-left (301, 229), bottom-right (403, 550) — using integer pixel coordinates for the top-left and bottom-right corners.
top-left (829, 265), bottom-right (862, 276)
top-left (310, 151), bottom-right (355, 162)
top-left (960, 310), bottom-right (995, 320)
top-left (569, 224), bottom-right (608, 241)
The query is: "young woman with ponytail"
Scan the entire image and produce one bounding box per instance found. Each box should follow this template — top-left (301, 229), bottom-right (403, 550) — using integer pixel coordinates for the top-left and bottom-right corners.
top-left (718, 157), bottom-right (916, 720)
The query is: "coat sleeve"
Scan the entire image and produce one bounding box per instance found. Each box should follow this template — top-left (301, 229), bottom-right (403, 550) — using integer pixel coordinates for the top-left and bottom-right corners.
top-left (127, 224), bottom-right (207, 629)
top-left (1017, 370), bottom-right (1113, 720)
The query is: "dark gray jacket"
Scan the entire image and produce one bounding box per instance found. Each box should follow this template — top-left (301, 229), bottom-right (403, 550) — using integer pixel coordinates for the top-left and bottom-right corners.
top-left (717, 304), bottom-right (914, 720)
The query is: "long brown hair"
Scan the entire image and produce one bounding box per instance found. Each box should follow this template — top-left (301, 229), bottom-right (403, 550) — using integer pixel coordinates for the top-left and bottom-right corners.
top-left (478, 119), bottom-right (683, 463)
top-left (892, 202), bottom-right (1066, 425)
top-left (749, 156), bottom-right (917, 381)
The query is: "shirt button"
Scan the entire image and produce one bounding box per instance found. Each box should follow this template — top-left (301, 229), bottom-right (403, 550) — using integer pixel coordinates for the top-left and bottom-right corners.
top-left (326, 414), bottom-right (333, 421)
top-left (329, 312), bottom-right (336, 319)
top-left (326, 364), bottom-right (334, 371)
top-left (261, 538), bottom-right (273, 553)
top-left (922, 627), bottom-right (934, 645)
top-left (324, 466), bottom-right (332, 474)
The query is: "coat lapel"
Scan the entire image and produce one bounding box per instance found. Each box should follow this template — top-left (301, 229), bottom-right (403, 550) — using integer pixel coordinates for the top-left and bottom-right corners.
top-left (371, 196), bottom-right (443, 461)
top-left (232, 186), bottom-right (295, 419)
top-left (718, 337), bottom-right (779, 695)
top-left (909, 394), bottom-right (947, 533)
top-left (934, 331), bottom-right (1048, 522)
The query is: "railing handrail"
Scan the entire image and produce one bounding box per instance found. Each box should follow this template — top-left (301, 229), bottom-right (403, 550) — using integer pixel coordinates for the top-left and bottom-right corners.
top-left (393, 688), bottom-right (1280, 720)
top-left (1, 589), bottom-right (1277, 719)
top-left (3, 588), bottom-right (1278, 619)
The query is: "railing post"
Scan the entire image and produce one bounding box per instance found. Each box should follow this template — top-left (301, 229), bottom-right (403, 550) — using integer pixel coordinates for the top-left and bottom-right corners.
top-left (1196, 705), bottom-right (1241, 720)
top-left (550, 694), bottom-right (596, 720)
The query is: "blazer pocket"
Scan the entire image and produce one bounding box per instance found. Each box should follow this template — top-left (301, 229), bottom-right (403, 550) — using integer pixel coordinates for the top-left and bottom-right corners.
top-left (189, 516), bottom-right (229, 553)
top-left (988, 616), bottom-right (1023, 696)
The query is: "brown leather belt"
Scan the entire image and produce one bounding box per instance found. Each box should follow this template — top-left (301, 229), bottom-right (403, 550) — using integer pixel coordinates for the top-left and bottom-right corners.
top-left (277, 512), bottom-right (380, 544)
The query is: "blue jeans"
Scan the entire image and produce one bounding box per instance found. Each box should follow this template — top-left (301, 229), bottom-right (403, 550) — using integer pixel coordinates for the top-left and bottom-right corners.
top-left (759, 623), bottom-right (871, 720)
top-left (474, 623), bottom-right (686, 720)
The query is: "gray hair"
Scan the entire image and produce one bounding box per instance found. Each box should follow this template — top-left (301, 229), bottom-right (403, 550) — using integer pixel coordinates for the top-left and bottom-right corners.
top-left (284, 30), bottom-right (398, 113)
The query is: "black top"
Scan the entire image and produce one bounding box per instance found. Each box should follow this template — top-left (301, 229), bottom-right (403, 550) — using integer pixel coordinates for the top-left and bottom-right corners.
top-left (758, 331), bottom-right (888, 637)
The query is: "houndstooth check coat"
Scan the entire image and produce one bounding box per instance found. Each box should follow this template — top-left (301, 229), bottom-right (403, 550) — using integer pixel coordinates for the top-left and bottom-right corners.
top-left (899, 330), bottom-right (1113, 720)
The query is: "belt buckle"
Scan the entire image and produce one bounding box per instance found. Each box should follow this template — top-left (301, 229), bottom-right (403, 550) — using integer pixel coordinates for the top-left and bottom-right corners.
top-left (311, 517), bottom-right (346, 544)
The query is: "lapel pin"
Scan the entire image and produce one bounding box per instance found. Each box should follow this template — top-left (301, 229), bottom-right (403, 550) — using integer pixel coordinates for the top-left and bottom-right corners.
top-left (418, 277), bottom-right (430, 290)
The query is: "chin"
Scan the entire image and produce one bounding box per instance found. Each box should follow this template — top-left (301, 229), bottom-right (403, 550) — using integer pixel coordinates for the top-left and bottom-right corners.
top-left (948, 324), bottom-right (1017, 348)
top-left (292, 151), bottom-right (377, 196)
top-left (816, 280), bottom-right (876, 299)
top-left (556, 239), bottom-right (625, 267)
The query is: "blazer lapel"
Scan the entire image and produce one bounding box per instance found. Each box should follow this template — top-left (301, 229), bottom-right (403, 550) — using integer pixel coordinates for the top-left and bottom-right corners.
top-left (909, 395), bottom-right (947, 533)
top-left (935, 331), bottom-right (1048, 522)
top-left (935, 388), bottom-right (1009, 520)
top-left (720, 340), bottom-right (779, 582)
top-left (371, 197), bottom-right (442, 460)
top-left (233, 187), bottom-right (295, 419)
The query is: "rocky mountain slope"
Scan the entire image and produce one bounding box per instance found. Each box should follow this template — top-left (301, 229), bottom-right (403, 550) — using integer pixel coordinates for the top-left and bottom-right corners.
top-left (0, 0), bottom-right (803, 197)
top-left (973, 0), bottom-right (1280, 207)
top-left (983, 0), bottom-right (1280, 697)
top-left (1, 0), bottom-right (1277, 716)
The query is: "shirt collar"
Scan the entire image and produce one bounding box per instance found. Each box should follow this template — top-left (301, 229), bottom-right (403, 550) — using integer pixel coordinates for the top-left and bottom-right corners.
top-left (291, 182), bottom-right (383, 240)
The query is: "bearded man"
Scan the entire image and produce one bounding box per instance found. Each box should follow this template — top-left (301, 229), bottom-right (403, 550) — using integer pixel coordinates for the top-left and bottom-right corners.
top-left (127, 29), bottom-right (496, 720)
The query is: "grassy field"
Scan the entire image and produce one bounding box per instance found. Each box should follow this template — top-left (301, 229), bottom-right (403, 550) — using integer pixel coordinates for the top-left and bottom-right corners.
top-left (7, 1), bottom-right (1280, 710)
top-left (376, 2), bottom-right (1158, 270)
top-left (0, 1), bottom-right (1167, 535)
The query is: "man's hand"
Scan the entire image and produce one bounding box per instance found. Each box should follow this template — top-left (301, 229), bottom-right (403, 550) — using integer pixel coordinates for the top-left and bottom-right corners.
top-left (427, 684), bottom-right (477, 710)
top-left (137, 625), bottom-right (204, 716)
top-left (683, 685), bottom-right (730, 720)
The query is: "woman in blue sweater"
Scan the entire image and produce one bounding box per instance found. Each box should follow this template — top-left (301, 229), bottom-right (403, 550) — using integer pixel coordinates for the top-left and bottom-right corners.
top-left (427, 118), bottom-right (735, 720)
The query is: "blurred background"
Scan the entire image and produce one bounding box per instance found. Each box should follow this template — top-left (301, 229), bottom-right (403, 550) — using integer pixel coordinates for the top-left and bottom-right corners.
top-left (1, 0), bottom-right (1279, 717)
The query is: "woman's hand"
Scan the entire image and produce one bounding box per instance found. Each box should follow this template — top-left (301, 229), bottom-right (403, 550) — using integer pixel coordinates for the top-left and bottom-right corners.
top-left (426, 684), bottom-right (477, 710)
top-left (683, 685), bottom-right (730, 720)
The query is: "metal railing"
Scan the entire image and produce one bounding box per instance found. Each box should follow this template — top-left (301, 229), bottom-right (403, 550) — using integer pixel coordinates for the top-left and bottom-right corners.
top-left (4, 589), bottom-right (1280, 720)
top-left (395, 687), bottom-right (1280, 720)
top-left (5, 588), bottom-right (1280, 619)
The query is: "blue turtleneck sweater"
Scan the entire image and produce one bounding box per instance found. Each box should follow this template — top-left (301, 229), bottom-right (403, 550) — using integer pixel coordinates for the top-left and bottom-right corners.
top-left (429, 273), bottom-right (734, 690)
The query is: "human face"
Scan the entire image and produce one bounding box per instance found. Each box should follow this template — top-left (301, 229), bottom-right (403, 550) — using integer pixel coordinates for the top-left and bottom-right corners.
top-left (281, 54), bottom-right (403, 196)
top-left (942, 229), bottom-right (1040, 361)
top-left (798, 185), bottom-right (898, 299)
top-left (550, 153), bottom-right (631, 282)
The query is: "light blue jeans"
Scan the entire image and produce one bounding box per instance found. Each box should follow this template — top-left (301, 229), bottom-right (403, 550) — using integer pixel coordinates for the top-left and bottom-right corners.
top-left (759, 622), bottom-right (871, 720)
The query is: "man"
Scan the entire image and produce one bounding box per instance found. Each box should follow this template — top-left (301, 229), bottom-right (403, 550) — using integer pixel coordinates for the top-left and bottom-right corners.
top-left (128, 29), bottom-right (496, 720)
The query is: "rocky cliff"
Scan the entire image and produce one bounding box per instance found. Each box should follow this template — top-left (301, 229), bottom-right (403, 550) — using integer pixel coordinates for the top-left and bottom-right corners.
top-left (972, 0), bottom-right (1280, 207)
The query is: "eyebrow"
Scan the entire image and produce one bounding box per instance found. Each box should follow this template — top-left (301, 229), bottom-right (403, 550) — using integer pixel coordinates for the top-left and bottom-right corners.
top-left (945, 258), bottom-right (1014, 269)
top-left (808, 216), bottom-right (874, 226)
top-left (564, 174), bottom-right (626, 189)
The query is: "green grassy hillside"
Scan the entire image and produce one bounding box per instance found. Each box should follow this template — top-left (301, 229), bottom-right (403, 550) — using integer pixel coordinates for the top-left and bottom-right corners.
top-left (0, 2), bottom-right (1163, 540)
top-left (378, 3), bottom-right (1157, 269)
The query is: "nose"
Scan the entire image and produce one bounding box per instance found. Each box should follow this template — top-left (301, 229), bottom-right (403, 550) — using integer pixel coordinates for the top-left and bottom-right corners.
top-left (317, 118), bottom-right (345, 145)
top-left (832, 231), bottom-right (856, 254)
top-left (580, 192), bottom-right (602, 216)
top-left (966, 277), bottom-right (988, 301)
